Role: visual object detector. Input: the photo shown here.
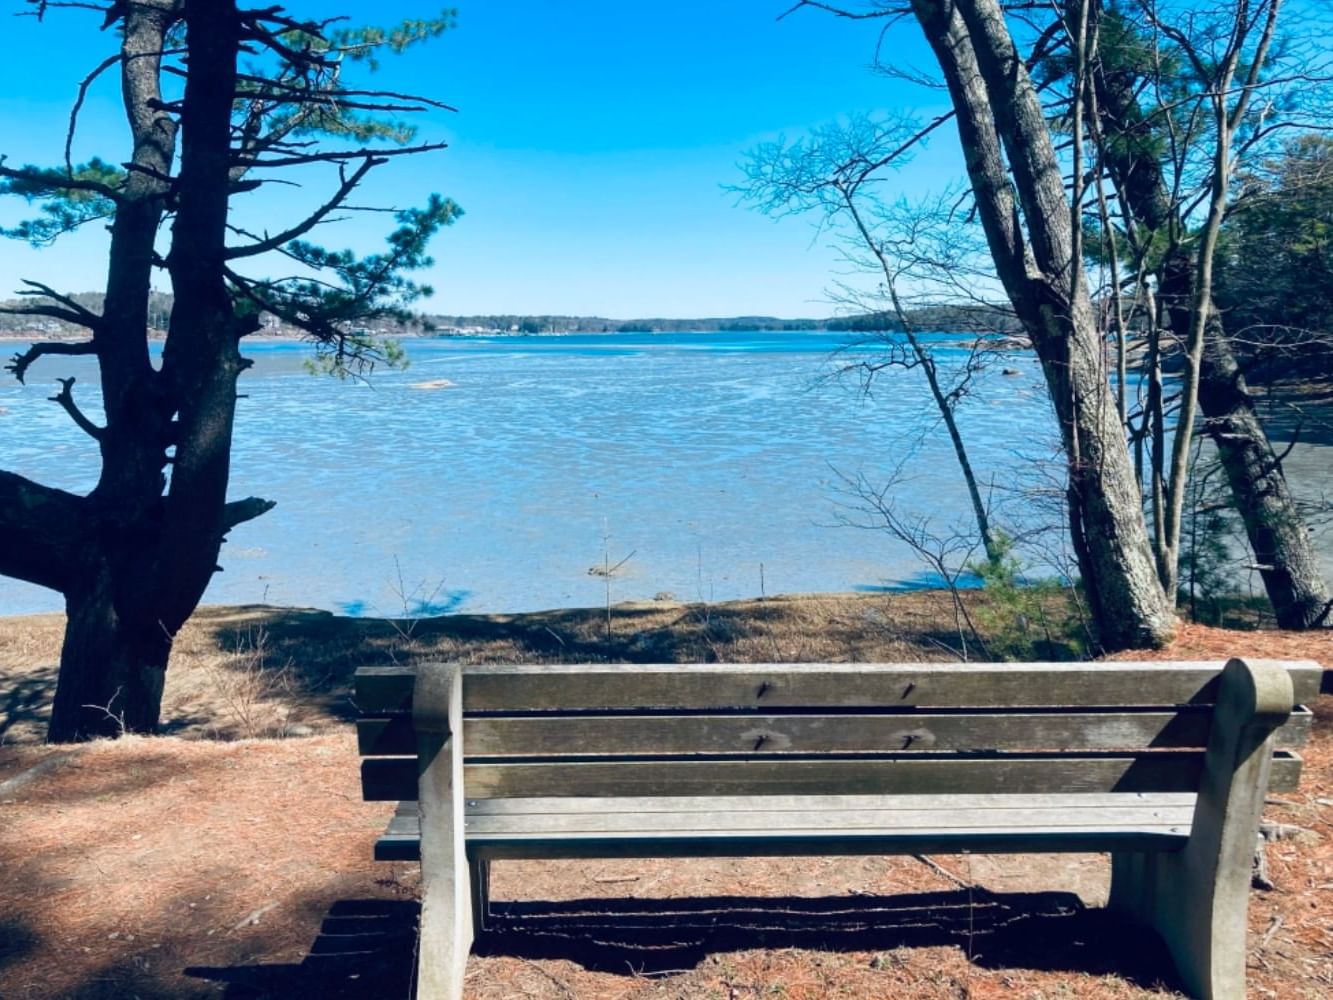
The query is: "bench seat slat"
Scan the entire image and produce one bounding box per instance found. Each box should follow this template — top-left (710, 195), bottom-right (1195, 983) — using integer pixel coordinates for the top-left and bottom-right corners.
top-left (373, 794), bottom-right (1198, 862)
top-left (463, 805), bottom-right (1196, 836)
top-left (463, 755), bottom-right (1210, 798)
top-left (466, 830), bottom-right (1191, 860)
top-left (362, 750), bottom-right (1302, 801)
top-left (464, 791), bottom-right (1199, 814)
top-left (374, 805), bottom-right (424, 862)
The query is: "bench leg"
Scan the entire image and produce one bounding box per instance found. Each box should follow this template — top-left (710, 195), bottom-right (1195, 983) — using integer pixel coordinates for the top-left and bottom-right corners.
top-left (415, 665), bottom-right (473, 1000)
top-left (470, 857), bottom-right (491, 932)
top-left (1107, 658), bottom-right (1292, 1000)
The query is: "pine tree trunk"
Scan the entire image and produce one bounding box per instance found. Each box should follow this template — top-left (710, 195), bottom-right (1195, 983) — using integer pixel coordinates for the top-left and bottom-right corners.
top-left (1198, 322), bottom-right (1332, 627)
top-left (49, 569), bottom-right (172, 741)
top-left (5, 1), bottom-right (271, 742)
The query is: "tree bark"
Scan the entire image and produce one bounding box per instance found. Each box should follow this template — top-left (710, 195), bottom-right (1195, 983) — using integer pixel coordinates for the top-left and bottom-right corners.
top-left (53, 571), bottom-right (172, 737)
top-left (156, 0), bottom-right (247, 627)
top-left (911, 0), bottom-right (1175, 650)
top-left (42, 0), bottom-right (184, 741)
top-left (1198, 323), bottom-right (1332, 627)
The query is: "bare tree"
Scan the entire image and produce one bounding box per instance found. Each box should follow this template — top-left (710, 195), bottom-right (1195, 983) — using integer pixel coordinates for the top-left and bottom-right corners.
top-left (829, 465), bottom-right (992, 659)
top-left (736, 115), bottom-right (1004, 562)
top-left (1079, 0), bottom-right (1332, 627)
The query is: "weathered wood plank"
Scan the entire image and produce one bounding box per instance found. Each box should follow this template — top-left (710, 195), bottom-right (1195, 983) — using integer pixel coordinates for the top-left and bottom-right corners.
top-left (358, 708), bottom-right (1313, 757)
top-left (356, 661), bottom-right (1322, 714)
top-left (362, 710), bottom-right (1208, 756)
top-left (357, 717), bottom-right (401, 756)
top-left (463, 803), bottom-right (1195, 836)
top-left (354, 666), bottom-right (415, 714)
top-left (464, 791), bottom-right (1199, 814)
top-left (363, 750), bottom-right (1302, 802)
top-left (462, 662), bottom-right (1324, 711)
top-left (374, 819), bottom-right (1188, 863)
top-left (374, 796), bottom-right (1195, 863)
top-left (464, 711), bottom-right (1222, 755)
top-left (362, 758), bottom-right (416, 801)
top-left (466, 710), bottom-right (1313, 755)
top-left (465, 828), bottom-right (1191, 860)
top-left (374, 805), bottom-right (422, 862)
top-left (462, 754), bottom-right (1210, 798)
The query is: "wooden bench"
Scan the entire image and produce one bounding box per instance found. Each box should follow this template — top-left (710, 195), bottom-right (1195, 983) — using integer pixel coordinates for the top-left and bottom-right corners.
top-left (355, 658), bottom-right (1320, 1000)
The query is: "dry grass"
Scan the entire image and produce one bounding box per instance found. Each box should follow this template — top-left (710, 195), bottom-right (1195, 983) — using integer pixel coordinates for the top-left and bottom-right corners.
top-left (0, 591), bottom-right (983, 747)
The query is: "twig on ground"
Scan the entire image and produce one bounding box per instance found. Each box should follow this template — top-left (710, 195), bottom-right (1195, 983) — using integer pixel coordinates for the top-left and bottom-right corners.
top-left (913, 854), bottom-right (977, 890)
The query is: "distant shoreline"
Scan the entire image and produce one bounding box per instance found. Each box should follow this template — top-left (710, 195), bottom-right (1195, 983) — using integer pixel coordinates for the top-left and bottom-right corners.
top-left (0, 328), bottom-right (1029, 346)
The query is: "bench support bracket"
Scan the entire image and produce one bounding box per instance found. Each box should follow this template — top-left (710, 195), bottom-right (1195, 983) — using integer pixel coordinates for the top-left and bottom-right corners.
top-left (1108, 658), bottom-right (1293, 1000)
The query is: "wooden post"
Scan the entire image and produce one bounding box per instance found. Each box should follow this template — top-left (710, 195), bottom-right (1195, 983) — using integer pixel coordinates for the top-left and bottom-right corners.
top-left (413, 663), bottom-right (473, 1000)
top-left (1108, 658), bottom-right (1293, 1000)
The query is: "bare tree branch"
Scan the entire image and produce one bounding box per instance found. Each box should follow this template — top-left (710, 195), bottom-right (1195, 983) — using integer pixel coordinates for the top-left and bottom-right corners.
top-left (222, 496), bottom-right (276, 532)
top-left (17, 280), bottom-right (103, 325)
top-left (230, 140), bottom-right (449, 169)
top-left (230, 71), bottom-right (459, 112)
top-left (224, 155), bottom-right (381, 259)
top-left (66, 52), bottom-right (122, 176)
top-left (0, 469), bottom-right (86, 593)
top-left (49, 377), bottom-right (105, 440)
top-left (5, 339), bottom-right (97, 384)
top-left (781, 0), bottom-right (902, 20)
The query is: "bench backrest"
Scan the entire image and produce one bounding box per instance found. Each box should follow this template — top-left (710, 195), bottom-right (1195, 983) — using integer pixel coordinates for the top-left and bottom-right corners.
top-left (356, 660), bottom-right (1319, 804)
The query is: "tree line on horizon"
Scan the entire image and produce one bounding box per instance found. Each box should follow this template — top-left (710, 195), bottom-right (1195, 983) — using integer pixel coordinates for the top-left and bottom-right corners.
top-left (0, 291), bottom-right (1027, 338)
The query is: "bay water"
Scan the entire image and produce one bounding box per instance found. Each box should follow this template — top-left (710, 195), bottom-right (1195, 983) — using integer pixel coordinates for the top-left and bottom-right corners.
top-left (1, 331), bottom-right (1326, 617)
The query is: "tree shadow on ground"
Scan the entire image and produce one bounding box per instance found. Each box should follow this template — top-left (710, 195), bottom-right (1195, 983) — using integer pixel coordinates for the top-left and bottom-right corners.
top-left (0, 666), bottom-right (57, 743)
top-left (0, 916), bottom-right (187, 1000)
top-left (198, 604), bottom-right (696, 723)
top-left (185, 899), bottom-right (417, 999)
top-left (0, 917), bottom-right (38, 979)
top-left (186, 889), bottom-right (1180, 998)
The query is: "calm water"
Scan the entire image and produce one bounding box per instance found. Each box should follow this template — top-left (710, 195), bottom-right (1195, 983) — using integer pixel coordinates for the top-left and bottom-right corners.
top-left (1, 331), bottom-right (1327, 616)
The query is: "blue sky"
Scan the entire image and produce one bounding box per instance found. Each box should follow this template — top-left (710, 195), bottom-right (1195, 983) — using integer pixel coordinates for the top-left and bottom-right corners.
top-left (0, 2), bottom-right (961, 318)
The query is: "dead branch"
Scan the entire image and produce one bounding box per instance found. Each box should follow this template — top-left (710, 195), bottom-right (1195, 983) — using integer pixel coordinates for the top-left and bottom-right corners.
top-left (5, 338), bottom-right (97, 384)
top-left (65, 52), bottom-right (122, 175)
top-left (0, 468), bottom-right (86, 592)
top-left (230, 140), bottom-right (449, 169)
top-left (49, 377), bottom-right (105, 441)
top-left (18, 280), bottom-right (103, 324)
top-left (222, 496), bottom-right (277, 532)
top-left (225, 156), bottom-right (381, 259)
